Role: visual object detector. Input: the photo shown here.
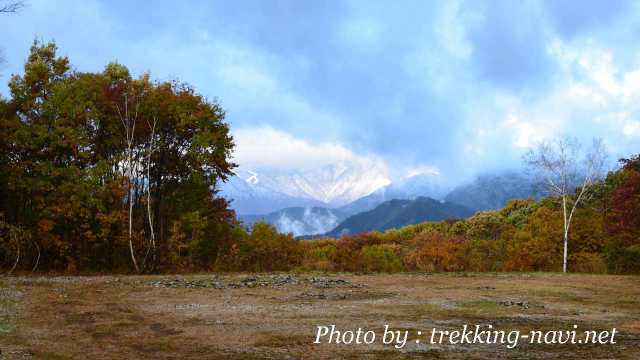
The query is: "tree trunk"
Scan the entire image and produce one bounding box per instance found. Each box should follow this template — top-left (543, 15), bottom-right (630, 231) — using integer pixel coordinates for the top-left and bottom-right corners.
top-left (146, 118), bottom-right (157, 269)
top-left (153, 142), bottom-right (165, 259)
top-left (562, 195), bottom-right (568, 273)
top-left (8, 232), bottom-right (20, 275)
top-left (563, 229), bottom-right (568, 273)
top-left (128, 165), bottom-right (139, 272)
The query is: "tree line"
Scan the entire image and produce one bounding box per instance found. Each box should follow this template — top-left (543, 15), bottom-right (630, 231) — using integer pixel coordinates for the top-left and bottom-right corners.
top-left (232, 155), bottom-right (638, 274)
top-left (1, 42), bottom-right (638, 274)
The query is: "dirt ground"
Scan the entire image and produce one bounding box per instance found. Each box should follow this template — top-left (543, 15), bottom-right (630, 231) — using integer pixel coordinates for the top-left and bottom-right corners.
top-left (0, 272), bottom-right (639, 359)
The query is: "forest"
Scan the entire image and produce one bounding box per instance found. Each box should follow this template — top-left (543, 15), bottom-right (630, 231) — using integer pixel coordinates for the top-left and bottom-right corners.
top-left (1, 42), bottom-right (639, 274)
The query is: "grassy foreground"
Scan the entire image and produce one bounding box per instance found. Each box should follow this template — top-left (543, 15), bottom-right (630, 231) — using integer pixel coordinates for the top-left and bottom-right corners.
top-left (0, 273), bottom-right (639, 359)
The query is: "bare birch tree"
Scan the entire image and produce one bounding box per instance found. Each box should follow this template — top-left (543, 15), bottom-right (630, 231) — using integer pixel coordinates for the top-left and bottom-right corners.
top-left (143, 116), bottom-right (158, 269)
top-left (524, 136), bottom-right (607, 273)
top-left (116, 92), bottom-right (140, 272)
top-left (2, 223), bottom-right (28, 275)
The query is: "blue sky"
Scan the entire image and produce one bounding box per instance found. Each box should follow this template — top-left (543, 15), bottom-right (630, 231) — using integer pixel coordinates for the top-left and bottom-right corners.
top-left (2, 0), bottom-right (639, 182)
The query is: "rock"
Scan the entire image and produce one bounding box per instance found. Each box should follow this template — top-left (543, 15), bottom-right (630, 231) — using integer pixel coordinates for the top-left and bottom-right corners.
top-left (296, 291), bottom-right (327, 300)
top-left (499, 300), bottom-right (530, 309)
top-left (147, 275), bottom-right (364, 290)
top-left (306, 277), bottom-right (364, 289)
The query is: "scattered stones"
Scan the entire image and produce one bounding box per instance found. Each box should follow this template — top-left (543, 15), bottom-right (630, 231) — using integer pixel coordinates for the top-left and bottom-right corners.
top-left (148, 277), bottom-right (225, 289)
top-left (295, 291), bottom-right (355, 301)
top-left (148, 275), bottom-right (364, 290)
top-left (305, 277), bottom-right (364, 289)
top-left (1, 350), bottom-right (33, 359)
top-left (227, 274), bottom-right (299, 288)
top-left (500, 300), bottom-right (530, 309)
top-left (175, 303), bottom-right (207, 310)
top-left (296, 291), bottom-right (327, 300)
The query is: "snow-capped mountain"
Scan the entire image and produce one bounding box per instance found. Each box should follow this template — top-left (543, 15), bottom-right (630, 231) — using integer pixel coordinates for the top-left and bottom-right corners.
top-left (280, 161), bottom-right (390, 205)
top-left (339, 172), bottom-right (448, 214)
top-left (222, 164), bottom-right (543, 236)
top-left (221, 173), bottom-right (324, 215)
top-left (220, 160), bottom-right (390, 215)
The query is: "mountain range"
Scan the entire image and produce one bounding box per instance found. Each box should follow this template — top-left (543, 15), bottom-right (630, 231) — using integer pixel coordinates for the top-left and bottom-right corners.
top-left (444, 171), bottom-right (540, 211)
top-left (327, 197), bottom-right (474, 237)
top-left (221, 173), bottom-right (325, 215)
top-left (221, 161), bottom-right (390, 215)
top-left (339, 172), bottom-right (447, 214)
top-left (224, 163), bottom-right (540, 237)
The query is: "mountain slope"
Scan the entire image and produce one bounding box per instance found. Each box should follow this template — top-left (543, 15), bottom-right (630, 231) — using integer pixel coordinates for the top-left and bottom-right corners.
top-left (444, 172), bottom-right (540, 211)
top-left (221, 161), bottom-right (390, 215)
top-left (327, 197), bottom-right (474, 237)
top-left (339, 173), bottom-right (447, 214)
top-left (239, 207), bottom-right (348, 236)
top-left (220, 172), bottom-right (325, 215)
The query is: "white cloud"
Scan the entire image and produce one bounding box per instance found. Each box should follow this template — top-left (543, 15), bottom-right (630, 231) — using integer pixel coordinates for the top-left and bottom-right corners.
top-left (232, 126), bottom-right (388, 172)
top-left (549, 40), bottom-right (640, 105)
top-left (623, 121), bottom-right (640, 137)
top-left (548, 40), bottom-right (640, 142)
top-left (463, 39), bottom-right (640, 160)
top-left (229, 127), bottom-right (393, 205)
top-left (503, 114), bottom-right (540, 148)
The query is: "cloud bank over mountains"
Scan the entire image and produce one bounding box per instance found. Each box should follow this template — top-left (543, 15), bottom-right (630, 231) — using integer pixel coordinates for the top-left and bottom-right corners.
top-left (3, 0), bottom-right (639, 183)
top-left (231, 127), bottom-right (390, 175)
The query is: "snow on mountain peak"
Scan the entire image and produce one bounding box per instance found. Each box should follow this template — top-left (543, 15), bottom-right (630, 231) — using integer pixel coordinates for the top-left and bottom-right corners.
top-left (224, 127), bottom-right (394, 213)
top-left (221, 160), bottom-right (390, 214)
top-left (268, 160), bottom-right (390, 205)
top-left (404, 166), bottom-right (441, 179)
top-left (246, 170), bottom-right (259, 185)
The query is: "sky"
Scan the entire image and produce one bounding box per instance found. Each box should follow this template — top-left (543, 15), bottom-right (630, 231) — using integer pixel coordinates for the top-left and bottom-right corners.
top-left (2, 0), bottom-right (639, 184)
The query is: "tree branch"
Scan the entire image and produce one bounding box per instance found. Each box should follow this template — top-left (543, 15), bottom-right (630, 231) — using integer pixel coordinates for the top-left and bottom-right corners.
top-left (0, 1), bottom-right (24, 13)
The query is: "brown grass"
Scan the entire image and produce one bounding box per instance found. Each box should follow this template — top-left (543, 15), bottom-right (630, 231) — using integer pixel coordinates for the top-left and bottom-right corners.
top-left (0, 273), bottom-right (638, 359)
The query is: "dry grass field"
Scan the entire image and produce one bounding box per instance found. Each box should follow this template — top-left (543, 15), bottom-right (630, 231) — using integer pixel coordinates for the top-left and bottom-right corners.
top-left (1, 273), bottom-right (639, 359)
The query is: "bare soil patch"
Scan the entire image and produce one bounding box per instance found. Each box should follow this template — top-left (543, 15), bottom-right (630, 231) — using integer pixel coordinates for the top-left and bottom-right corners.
top-left (0, 273), bottom-right (638, 359)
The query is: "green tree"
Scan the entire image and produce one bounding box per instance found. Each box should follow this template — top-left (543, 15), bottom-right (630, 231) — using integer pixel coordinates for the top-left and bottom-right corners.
top-left (0, 41), bottom-right (237, 272)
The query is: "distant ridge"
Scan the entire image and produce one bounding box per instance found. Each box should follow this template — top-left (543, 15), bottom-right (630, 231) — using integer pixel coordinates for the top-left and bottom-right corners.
top-left (339, 173), bottom-right (446, 214)
top-left (444, 171), bottom-right (540, 211)
top-left (326, 196), bottom-right (474, 237)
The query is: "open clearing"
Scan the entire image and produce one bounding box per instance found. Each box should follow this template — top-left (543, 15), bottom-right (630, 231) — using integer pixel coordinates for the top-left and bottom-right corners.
top-left (0, 273), bottom-right (639, 359)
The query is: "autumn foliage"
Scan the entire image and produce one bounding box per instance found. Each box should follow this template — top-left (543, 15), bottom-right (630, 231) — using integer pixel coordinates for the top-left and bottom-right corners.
top-left (1, 42), bottom-right (638, 274)
top-left (0, 41), bottom-right (237, 273)
top-left (294, 157), bottom-right (639, 275)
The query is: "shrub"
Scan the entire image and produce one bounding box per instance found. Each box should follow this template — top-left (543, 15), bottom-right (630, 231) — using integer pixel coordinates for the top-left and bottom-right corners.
top-left (299, 239), bottom-right (337, 271)
top-left (359, 244), bottom-right (403, 272)
top-left (604, 242), bottom-right (640, 274)
top-left (403, 232), bottom-right (464, 272)
top-left (500, 199), bottom-right (536, 227)
top-left (570, 252), bottom-right (607, 274)
top-left (457, 237), bottom-right (507, 272)
top-left (218, 222), bottom-right (303, 272)
top-left (330, 232), bottom-right (384, 271)
top-left (465, 211), bottom-right (505, 240)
